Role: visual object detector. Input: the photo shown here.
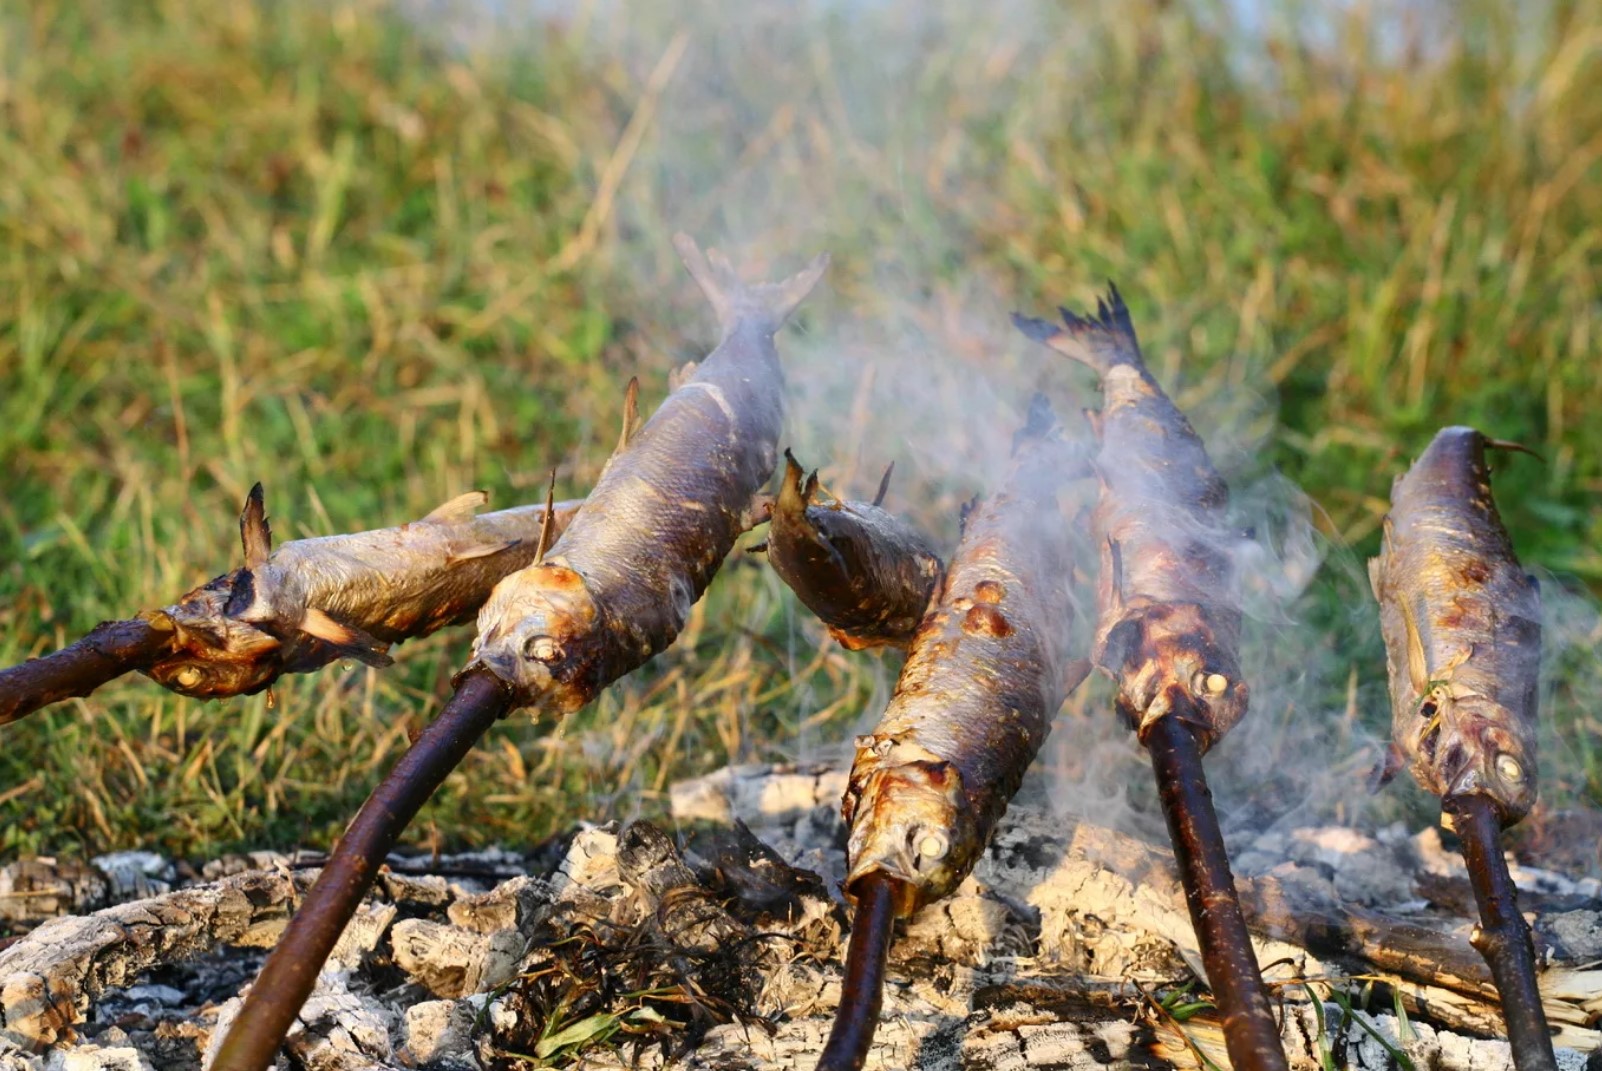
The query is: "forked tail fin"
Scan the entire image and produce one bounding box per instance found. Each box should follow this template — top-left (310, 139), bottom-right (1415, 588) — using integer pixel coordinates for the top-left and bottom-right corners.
top-left (674, 232), bottom-right (830, 336)
top-left (1012, 282), bottom-right (1143, 374)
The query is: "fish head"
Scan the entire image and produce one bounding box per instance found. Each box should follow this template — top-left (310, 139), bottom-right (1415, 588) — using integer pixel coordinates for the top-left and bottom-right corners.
top-left (142, 575), bottom-right (287, 697)
top-left (473, 562), bottom-right (603, 713)
top-left (1431, 692), bottom-right (1538, 824)
top-left (1103, 603), bottom-right (1248, 751)
top-left (843, 752), bottom-right (979, 915)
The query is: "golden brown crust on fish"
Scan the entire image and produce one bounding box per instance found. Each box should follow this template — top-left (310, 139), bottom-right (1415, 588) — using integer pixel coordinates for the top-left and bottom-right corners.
top-left (470, 236), bottom-right (829, 712)
top-left (143, 491), bottom-right (583, 698)
top-left (841, 398), bottom-right (1090, 914)
top-left (1014, 289), bottom-right (1245, 751)
top-left (766, 450), bottom-right (942, 650)
top-left (1370, 426), bottom-right (1541, 824)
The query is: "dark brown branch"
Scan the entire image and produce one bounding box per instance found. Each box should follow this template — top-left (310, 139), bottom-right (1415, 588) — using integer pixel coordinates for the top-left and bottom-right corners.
top-left (1447, 794), bottom-right (1559, 1071)
top-left (207, 667), bottom-right (514, 1071)
top-left (816, 872), bottom-right (899, 1071)
top-left (1143, 704), bottom-right (1288, 1071)
top-left (0, 617), bottom-right (175, 726)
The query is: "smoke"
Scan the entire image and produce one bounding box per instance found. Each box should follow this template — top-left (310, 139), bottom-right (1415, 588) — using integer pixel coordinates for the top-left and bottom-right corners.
top-left (414, 0), bottom-right (1599, 875)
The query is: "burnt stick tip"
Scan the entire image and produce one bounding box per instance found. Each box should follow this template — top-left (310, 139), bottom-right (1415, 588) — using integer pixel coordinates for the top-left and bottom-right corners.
top-left (208, 667), bottom-right (514, 1071)
top-left (1143, 705), bottom-right (1289, 1071)
top-left (0, 617), bottom-right (176, 726)
top-left (1447, 794), bottom-right (1559, 1071)
top-left (816, 872), bottom-right (900, 1071)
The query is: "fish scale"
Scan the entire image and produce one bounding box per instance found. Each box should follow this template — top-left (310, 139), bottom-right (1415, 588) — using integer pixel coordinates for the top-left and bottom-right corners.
top-left (1369, 425), bottom-right (1542, 821)
top-left (470, 243), bottom-right (827, 713)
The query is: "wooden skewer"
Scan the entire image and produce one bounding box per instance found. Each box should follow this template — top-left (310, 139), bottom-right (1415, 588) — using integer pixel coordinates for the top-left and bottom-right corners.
top-left (209, 667), bottom-right (513, 1071)
top-left (1143, 698), bottom-right (1288, 1071)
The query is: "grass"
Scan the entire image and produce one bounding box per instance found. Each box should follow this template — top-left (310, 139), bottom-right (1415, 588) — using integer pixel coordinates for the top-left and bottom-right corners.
top-left (1, 0), bottom-right (1599, 863)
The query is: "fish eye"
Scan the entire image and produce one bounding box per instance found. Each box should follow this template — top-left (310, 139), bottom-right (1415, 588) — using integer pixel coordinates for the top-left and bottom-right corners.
top-left (523, 635), bottom-right (563, 663)
top-left (1495, 753), bottom-right (1524, 782)
top-left (908, 829), bottom-right (948, 862)
top-left (1191, 671), bottom-right (1228, 696)
top-left (175, 666), bottom-right (204, 689)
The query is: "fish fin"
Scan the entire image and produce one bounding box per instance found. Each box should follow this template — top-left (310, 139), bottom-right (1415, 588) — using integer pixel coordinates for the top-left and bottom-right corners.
top-left (957, 494), bottom-right (982, 537)
top-left (668, 361), bottom-right (699, 392)
top-left (617, 376), bottom-right (641, 453)
top-left (299, 608), bottom-right (394, 668)
top-left (1062, 658), bottom-right (1094, 697)
top-left (1107, 537), bottom-right (1126, 606)
top-left (422, 490), bottom-right (489, 526)
top-left (1483, 437), bottom-right (1543, 462)
top-left (872, 461), bottom-right (894, 508)
top-left (534, 470), bottom-right (560, 564)
top-left (1014, 284), bottom-right (1143, 373)
top-left (673, 232), bottom-right (830, 335)
top-left (447, 539), bottom-right (522, 564)
top-left (1400, 597), bottom-right (1431, 696)
top-left (1366, 555), bottom-right (1384, 602)
top-left (811, 470), bottom-right (845, 508)
top-left (1101, 616), bottom-right (1143, 673)
top-left (239, 483), bottom-right (272, 571)
top-left (776, 450), bottom-right (809, 521)
top-left (1011, 392), bottom-right (1059, 454)
top-left (1368, 742), bottom-right (1407, 794)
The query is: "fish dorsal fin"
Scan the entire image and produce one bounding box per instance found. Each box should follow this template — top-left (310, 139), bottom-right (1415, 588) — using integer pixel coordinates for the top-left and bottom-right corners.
top-left (534, 470), bottom-right (559, 564)
top-left (1400, 596), bottom-right (1431, 696)
top-left (617, 376), bottom-right (641, 453)
top-left (422, 490), bottom-right (489, 526)
top-left (239, 483), bottom-right (272, 571)
top-left (668, 361), bottom-right (699, 392)
top-left (300, 608), bottom-right (394, 668)
top-left (872, 461), bottom-right (894, 508)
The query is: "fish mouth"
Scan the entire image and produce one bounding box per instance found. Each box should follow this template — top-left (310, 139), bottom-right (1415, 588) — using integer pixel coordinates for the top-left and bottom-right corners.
top-left (1436, 709), bottom-right (1536, 824)
top-left (844, 756), bottom-right (978, 911)
top-left (473, 563), bottom-right (601, 711)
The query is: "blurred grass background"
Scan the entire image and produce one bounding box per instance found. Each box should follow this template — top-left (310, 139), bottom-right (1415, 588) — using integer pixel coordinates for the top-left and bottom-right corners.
top-left (0, 0), bottom-right (1598, 866)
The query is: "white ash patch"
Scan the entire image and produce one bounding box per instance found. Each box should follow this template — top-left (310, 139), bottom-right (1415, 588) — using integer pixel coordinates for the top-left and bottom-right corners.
top-left (2, 765), bottom-right (1599, 1069)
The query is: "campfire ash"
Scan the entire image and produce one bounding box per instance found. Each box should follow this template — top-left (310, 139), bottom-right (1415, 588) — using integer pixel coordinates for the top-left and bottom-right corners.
top-left (2, 763), bottom-right (1598, 1070)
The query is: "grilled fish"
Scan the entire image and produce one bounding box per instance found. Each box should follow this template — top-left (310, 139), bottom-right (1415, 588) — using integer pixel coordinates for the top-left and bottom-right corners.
top-left (842, 397), bottom-right (1090, 914)
top-left (1014, 288), bottom-right (1246, 751)
top-left (146, 487), bottom-right (582, 698)
top-left (470, 235), bottom-right (829, 711)
top-left (766, 451), bottom-right (942, 650)
top-left (1369, 427), bottom-right (1541, 824)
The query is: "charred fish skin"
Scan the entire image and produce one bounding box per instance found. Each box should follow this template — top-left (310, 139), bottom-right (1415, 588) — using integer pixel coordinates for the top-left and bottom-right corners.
top-left (1014, 289), bottom-right (1246, 752)
top-left (767, 451), bottom-right (943, 650)
top-left (142, 490), bottom-right (582, 699)
top-left (842, 398), bottom-right (1090, 915)
top-left (1369, 426), bottom-right (1541, 824)
top-left (471, 235), bottom-right (829, 713)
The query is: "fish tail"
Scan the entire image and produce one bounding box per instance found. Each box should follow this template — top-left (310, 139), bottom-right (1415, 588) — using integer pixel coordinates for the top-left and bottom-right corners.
top-left (674, 232), bottom-right (830, 335)
top-left (1012, 282), bottom-right (1143, 374)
